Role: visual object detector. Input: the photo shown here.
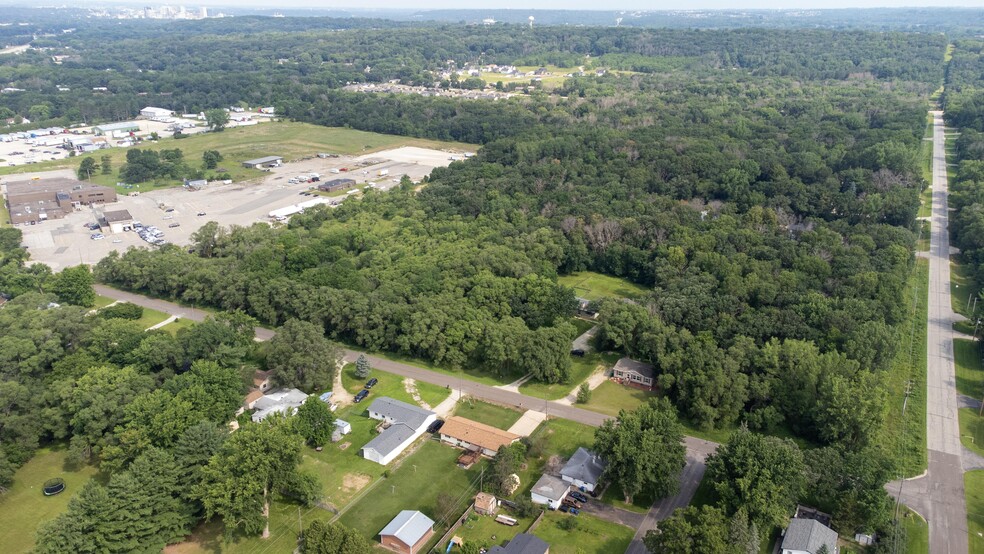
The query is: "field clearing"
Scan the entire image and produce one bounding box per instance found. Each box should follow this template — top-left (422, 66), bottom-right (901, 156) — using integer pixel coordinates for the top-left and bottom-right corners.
top-left (558, 271), bottom-right (649, 301)
top-left (0, 447), bottom-right (100, 554)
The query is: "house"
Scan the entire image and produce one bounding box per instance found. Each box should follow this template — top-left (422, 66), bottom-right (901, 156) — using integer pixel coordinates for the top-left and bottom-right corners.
top-left (243, 390), bottom-right (264, 410)
top-left (101, 209), bottom-right (133, 233)
top-left (253, 370), bottom-right (273, 392)
top-left (488, 533), bottom-right (550, 554)
top-left (334, 419), bottom-right (352, 435)
top-left (318, 178), bottom-right (356, 193)
top-left (92, 121), bottom-right (140, 136)
top-left (378, 510), bottom-right (434, 554)
top-left (439, 416), bottom-right (521, 457)
top-left (612, 357), bottom-right (655, 388)
top-left (530, 474), bottom-right (569, 510)
top-left (560, 447), bottom-right (606, 492)
top-left (575, 297), bottom-right (598, 318)
top-left (474, 492), bottom-right (497, 516)
top-left (251, 388), bottom-right (308, 422)
top-left (242, 155), bottom-right (282, 169)
top-left (140, 106), bottom-right (174, 118)
top-left (780, 518), bottom-right (839, 554)
top-left (362, 397), bottom-right (436, 465)
top-left (6, 178), bottom-right (117, 225)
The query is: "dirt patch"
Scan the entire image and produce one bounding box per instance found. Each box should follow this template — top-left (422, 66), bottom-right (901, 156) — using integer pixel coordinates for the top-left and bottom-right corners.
top-left (338, 442), bottom-right (351, 450)
top-left (342, 473), bottom-right (371, 493)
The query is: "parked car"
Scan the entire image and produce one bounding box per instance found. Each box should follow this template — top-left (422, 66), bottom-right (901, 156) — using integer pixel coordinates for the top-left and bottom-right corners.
top-left (168, 223), bottom-right (180, 228)
top-left (164, 207), bottom-right (175, 212)
top-left (354, 389), bottom-right (369, 403)
top-left (569, 508), bottom-right (580, 516)
top-left (559, 504), bottom-right (570, 513)
top-left (569, 491), bottom-right (588, 503)
top-left (570, 349), bottom-right (586, 357)
top-left (90, 233), bottom-right (104, 240)
top-left (365, 377), bottom-right (378, 389)
top-left (427, 419), bottom-right (445, 434)
top-left (197, 212), bottom-right (206, 216)
top-left (561, 497), bottom-right (582, 509)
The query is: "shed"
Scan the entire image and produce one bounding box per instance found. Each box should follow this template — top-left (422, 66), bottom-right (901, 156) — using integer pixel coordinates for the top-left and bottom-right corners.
top-left (530, 474), bottom-right (569, 510)
top-left (560, 447), bottom-right (606, 492)
top-left (334, 419), bottom-right (352, 435)
top-left (242, 156), bottom-right (282, 169)
top-left (474, 492), bottom-right (498, 516)
top-left (612, 357), bottom-right (655, 388)
top-left (378, 510), bottom-right (434, 554)
top-left (780, 518), bottom-right (839, 554)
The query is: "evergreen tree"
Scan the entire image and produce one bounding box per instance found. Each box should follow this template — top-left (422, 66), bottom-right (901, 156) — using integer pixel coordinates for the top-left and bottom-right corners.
top-left (355, 354), bottom-right (371, 379)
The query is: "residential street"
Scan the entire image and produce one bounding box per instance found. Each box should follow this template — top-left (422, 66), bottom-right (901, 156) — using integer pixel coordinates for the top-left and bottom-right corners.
top-left (888, 111), bottom-right (969, 554)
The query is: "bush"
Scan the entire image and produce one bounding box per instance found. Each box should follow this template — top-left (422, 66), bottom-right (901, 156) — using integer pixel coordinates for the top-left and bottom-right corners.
top-left (512, 497), bottom-right (538, 518)
top-left (98, 302), bottom-right (144, 320)
top-left (557, 515), bottom-right (578, 531)
top-left (576, 382), bottom-right (592, 404)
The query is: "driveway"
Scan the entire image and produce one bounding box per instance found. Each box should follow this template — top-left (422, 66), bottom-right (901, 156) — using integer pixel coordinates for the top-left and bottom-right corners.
top-left (572, 324), bottom-right (599, 353)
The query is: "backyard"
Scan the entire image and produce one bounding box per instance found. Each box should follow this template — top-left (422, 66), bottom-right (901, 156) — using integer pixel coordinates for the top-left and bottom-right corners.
top-left (558, 271), bottom-right (650, 301)
top-left (0, 447), bottom-right (100, 554)
top-left (532, 511), bottom-right (634, 554)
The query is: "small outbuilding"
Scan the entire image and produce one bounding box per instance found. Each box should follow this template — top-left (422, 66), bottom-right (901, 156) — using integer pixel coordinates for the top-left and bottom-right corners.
top-left (334, 419), bottom-right (352, 435)
top-left (530, 474), bottom-right (569, 510)
top-left (378, 510), bottom-right (434, 554)
top-left (102, 209), bottom-right (133, 233)
top-left (612, 357), bottom-right (655, 388)
top-left (242, 155), bottom-right (282, 169)
top-left (474, 492), bottom-right (498, 516)
top-left (559, 447), bottom-right (606, 493)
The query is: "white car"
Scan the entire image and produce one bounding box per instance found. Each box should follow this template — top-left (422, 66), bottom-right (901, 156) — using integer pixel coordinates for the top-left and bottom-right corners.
top-left (90, 233), bottom-right (104, 240)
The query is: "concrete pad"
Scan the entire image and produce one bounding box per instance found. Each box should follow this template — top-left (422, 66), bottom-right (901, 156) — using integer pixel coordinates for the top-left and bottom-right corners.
top-left (507, 410), bottom-right (547, 437)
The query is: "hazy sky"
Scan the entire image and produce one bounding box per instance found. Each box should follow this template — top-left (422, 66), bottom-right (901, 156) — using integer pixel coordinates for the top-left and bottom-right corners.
top-left (202, 1), bottom-right (984, 8)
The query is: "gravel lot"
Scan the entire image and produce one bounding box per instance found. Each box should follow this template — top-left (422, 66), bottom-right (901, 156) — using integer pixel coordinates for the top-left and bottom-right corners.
top-left (7, 145), bottom-right (469, 271)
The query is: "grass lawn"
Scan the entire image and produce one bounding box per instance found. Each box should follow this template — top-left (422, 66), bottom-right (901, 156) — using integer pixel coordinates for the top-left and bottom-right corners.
top-left (880, 257), bottom-right (929, 477)
top-left (902, 506), bottom-right (929, 554)
top-left (558, 271), bottom-right (650, 301)
top-left (959, 409), bottom-right (984, 458)
top-left (582, 380), bottom-right (655, 417)
top-left (363, 348), bottom-right (520, 388)
top-left (571, 317), bottom-right (596, 337)
top-left (92, 294), bottom-right (117, 308)
top-left (532, 511), bottom-right (634, 554)
top-left (134, 306), bottom-right (173, 329)
top-left (0, 199), bottom-right (10, 226)
top-left (0, 447), bottom-right (100, 554)
top-left (0, 122), bottom-right (476, 193)
top-left (454, 400), bottom-right (524, 430)
top-left (521, 352), bottom-right (619, 401)
top-left (340, 363), bottom-right (449, 409)
top-left (159, 317), bottom-right (197, 336)
top-left (338, 441), bottom-right (487, 541)
top-left (956, 339), bottom-right (984, 399)
top-left (450, 510), bottom-right (533, 552)
top-left (916, 220), bottom-right (930, 251)
top-left (952, 260), bottom-right (976, 319)
top-left (967, 471), bottom-right (984, 554)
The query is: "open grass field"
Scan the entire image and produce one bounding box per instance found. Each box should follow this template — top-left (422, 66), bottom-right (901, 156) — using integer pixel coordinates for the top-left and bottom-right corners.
top-left (362, 347), bottom-right (521, 388)
top-left (956, 338), bottom-right (984, 399)
top-left (455, 400), bottom-right (524, 430)
top-left (967, 471), bottom-right (984, 554)
top-left (881, 257), bottom-right (929, 476)
top-left (558, 271), bottom-right (650, 301)
top-left (520, 352), bottom-right (618, 401)
top-left (0, 122), bottom-right (476, 193)
top-left (340, 363), bottom-right (449, 410)
top-left (532, 511), bottom-right (634, 554)
top-left (959, 408), bottom-right (984, 458)
top-left (338, 440), bottom-right (487, 542)
top-left (0, 447), bottom-right (100, 554)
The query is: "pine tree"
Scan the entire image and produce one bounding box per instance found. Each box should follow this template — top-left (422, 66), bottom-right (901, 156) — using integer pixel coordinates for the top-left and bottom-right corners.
top-left (36, 481), bottom-right (115, 553)
top-left (355, 354), bottom-right (371, 379)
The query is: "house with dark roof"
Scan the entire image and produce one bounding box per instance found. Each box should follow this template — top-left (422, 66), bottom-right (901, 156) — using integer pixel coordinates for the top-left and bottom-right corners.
top-left (362, 397), bottom-right (436, 465)
top-left (780, 518), bottom-right (839, 554)
top-left (488, 533), bottom-right (549, 554)
top-left (612, 357), bottom-right (655, 388)
top-left (530, 474), bottom-right (570, 510)
top-left (379, 510), bottom-right (434, 554)
top-left (560, 447), bottom-right (607, 492)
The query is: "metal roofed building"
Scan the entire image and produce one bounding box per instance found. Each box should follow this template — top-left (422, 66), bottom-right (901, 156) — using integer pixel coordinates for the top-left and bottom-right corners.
top-left (378, 510), bottom-right (435, 554)
top-left (559, 447), bottom-right (607, 492)
top-left (780, 518), bottom-right (839, 554)
top-left (242, 155), bottom-right (282, 168)
top-left (92, 121), bottom-right (140, 135)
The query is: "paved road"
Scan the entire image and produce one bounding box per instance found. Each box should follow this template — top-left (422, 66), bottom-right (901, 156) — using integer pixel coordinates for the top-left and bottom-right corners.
top-left (890, 111), bottom-right (969, 554)
top-left (93, 284), bottom-right (720, 540)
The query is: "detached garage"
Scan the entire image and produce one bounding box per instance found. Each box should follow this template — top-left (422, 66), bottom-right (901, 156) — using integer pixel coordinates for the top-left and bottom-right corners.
top-left (102, 209), bottom-right (133, 233)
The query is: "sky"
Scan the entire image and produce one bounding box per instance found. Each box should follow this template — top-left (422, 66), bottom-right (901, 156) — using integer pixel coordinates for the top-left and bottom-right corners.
top-left (197, 1), bottom-right (984, 8)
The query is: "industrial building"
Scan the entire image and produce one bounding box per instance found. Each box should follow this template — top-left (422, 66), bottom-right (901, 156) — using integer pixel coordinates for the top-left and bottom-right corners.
top-left (5, 178), bottom-right (117, 225)
top-left (92, 121), bottom-right (140, 136)
top-left (101, 209), bottom-right (134, 233)
top-left (318, 178), bottom-right (356, 193)
top-left (139, 106), bottom-right (174, 118)
top-left (242, 155), bottom-right (282, 169)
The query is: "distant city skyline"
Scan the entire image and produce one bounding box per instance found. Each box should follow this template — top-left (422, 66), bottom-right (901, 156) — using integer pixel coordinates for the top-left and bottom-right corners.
top-left (191, 1), bottom-right (984, 8)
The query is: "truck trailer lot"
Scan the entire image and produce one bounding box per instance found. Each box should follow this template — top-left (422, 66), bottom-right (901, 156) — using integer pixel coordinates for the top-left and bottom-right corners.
top-left (6, 145), bottom-right (471, 270)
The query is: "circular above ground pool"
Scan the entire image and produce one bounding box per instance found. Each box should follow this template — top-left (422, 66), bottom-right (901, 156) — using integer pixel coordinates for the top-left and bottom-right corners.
top-left (42, 478), bottom-right (65, 496)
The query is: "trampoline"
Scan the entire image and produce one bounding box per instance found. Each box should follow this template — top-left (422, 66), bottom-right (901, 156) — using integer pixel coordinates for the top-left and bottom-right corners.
top-left (42, 478), bottom-right (65, 496)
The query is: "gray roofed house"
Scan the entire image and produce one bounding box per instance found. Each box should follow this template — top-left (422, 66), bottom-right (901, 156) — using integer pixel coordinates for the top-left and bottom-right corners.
top-left (560, 447), bottom-right (607, 492)
top-left (379, 510), bottom-right (435, 554)
top-left (362, 397), bottom-right (437, 465)
top-left (612, 357), bottom-right (656, 388)
top-left (367, 397), bottom-right (434, 429)
top-left (251, 388), bottom-right (308, 422)
top-left (488, 533), bottom-right (549, 554)
top-left (530, 474), bottom-right (570, 510)
top-left (780, 518), bottom-right (839, 554)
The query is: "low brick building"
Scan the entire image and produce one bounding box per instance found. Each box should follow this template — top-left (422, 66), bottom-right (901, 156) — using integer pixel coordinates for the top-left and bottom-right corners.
top-left (5, 178), bottom-right (117, 225)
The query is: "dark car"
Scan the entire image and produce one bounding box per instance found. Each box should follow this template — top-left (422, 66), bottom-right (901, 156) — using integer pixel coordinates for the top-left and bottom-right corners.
top-left (570, 349), bottom-right (586, 357)
top-left (570, 491), bottom-right (588, 503)
top-left (365, 377), bottom-right (378, 389)
top-left (569, 508), bottom-right (579, 516)
top-left (354, 389), bottom-right (369, 403)
top-left (427, 419), bottom-right (445, 434)
top-left (168, 222), bottom-right (180, 228)
top-left (164, 207), bottom-right (175, 213)
top-left (559, 504), bottom-right (570, 513)
top-left (197, 212), bottom-right (206, 216)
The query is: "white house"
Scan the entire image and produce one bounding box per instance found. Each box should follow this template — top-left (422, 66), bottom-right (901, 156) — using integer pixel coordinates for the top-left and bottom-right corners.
top-left (560, 447), bottom-right (607, 493)
top-left (361, 397), bottom-right (436, 465)
top-left (140, 106), bottom-right (174, 118)
top-left (612, 357), bottom-right (655, 388)
top-left (251, 388), bottom-right (307, 422)
top-left (780, 518), bottom-right (839, 554)
top-left (530, 474), bottom-right (569, 510)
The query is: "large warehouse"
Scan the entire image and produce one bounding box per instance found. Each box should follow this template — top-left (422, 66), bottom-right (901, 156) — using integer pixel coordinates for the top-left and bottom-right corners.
top-left (5, 178), bottom-right (117, 225)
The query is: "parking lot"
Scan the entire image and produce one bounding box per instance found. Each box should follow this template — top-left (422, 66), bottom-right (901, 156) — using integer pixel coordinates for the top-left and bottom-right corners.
top-left (7, 146), bottom-right (471, 270)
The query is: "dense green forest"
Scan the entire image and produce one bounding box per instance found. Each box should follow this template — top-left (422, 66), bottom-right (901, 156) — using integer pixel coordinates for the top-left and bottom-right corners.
top-left (0, 16), bottom-right (958, 551)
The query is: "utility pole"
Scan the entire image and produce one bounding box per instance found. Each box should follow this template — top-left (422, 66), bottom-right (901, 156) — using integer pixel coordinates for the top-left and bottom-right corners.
top-left (297, 506), bottom-right (302, 534)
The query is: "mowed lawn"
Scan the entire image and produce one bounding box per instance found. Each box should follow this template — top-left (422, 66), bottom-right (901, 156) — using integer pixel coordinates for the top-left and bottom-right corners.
top-left (455, 400), bottom-right (524, 430)
top-left (532, 511), bottom-right (634, 554)
top-left (521, 352), bottom-right (619, 401)
top-left (959, 409), bottom-right (984, 458)
top-left (956, 339), bottom-right (984, 399)
top-left (582, 380), bottom-right (656, 417)
top-left (0, 447), bottom-right (100, 554)
top-left (967, 471), bottom-right (984, 554)
top-left (340, 364), bottom-right (449, 409)
top-left (339, 440), bottom-right (486, 542)
top-left (558, 271), bottom-right (650, 301)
